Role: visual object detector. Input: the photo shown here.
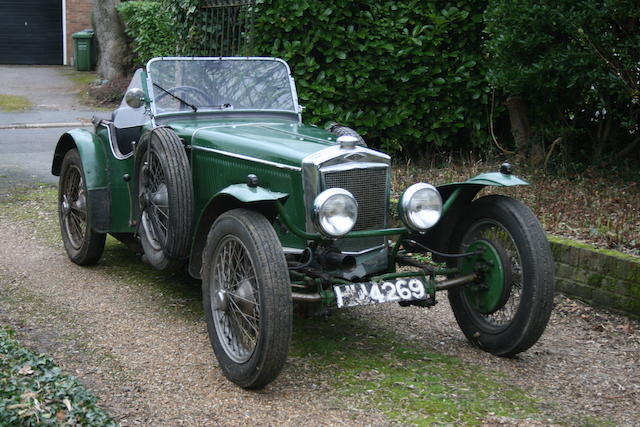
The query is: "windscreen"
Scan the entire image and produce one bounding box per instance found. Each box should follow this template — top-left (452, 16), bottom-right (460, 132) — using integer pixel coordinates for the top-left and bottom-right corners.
top-left (147, 58), bottom-right (296, 114)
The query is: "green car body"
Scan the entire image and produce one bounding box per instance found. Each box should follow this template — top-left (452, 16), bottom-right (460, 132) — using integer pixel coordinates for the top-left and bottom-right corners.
top-left (52, 57), bottom-right (553, 389)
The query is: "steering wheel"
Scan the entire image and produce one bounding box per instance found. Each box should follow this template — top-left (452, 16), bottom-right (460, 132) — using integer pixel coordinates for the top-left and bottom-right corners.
top-left (154, 85), bottom-right (213, 111)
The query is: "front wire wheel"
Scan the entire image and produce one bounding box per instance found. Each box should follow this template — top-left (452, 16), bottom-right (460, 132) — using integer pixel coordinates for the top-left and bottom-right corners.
top-left (212, 235), bottom-right (260, 363)
top-left (58, 149), bottom-right (105, 265)
top-left (202, 209), bottom-right (292, 388)
top-left (448, 195), bottom-right (555, 356)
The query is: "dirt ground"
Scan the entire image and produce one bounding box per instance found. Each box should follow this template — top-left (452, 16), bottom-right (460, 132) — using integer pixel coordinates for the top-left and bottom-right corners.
top-left (0, 215), bottom-right (638, 426)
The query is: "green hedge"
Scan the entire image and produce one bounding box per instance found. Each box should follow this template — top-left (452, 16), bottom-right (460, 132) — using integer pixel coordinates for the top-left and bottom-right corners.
top-left (253, 0), bottom-right (490, 153)
top-left (118, 1), bottom-right (177, 66)
top-left (161, 0), bottom-right (491, 153)
top-left (122, 0), bottom-right (639, 163)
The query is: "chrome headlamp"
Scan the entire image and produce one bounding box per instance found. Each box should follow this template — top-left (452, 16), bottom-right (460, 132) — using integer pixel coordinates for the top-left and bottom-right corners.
top-left (399, 183), bottom-right (442, 233)
top-left (313, 188), bottom-right (358, 238)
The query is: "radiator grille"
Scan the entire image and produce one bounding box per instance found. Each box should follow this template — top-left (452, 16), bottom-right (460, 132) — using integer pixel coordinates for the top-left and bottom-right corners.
top-left (322, 166), bottom-right (388, 252)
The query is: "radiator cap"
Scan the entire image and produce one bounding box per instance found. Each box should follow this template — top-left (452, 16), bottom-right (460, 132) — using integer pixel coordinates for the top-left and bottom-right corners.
top-left (337, 135), bottom-right (358, 149)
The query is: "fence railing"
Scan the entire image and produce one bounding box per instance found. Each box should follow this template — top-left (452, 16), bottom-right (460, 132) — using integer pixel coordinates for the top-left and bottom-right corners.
top-left (198, 0), bottom-right (255, 57)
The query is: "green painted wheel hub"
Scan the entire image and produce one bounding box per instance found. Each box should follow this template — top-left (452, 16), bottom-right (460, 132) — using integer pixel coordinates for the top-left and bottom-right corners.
top-left (459, 239), bottom-right (512, 314)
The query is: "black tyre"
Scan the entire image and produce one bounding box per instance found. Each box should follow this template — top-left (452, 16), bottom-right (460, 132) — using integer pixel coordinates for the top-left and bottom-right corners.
top-left (448, 195), bottom-right (554, 356)
top-left (202, 209), bottom-right (292, 388)
top-left (58, 149), bottom-right (106, 265)
top-left (135, 127), bottom-right (193, 270)
top-left (325, 122), bottom-right (367, 147)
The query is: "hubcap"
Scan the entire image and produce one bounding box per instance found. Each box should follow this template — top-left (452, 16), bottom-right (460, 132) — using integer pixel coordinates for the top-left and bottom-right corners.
top-left (213, 289), bottom-right (228, 311)
top-left (460, 239), bottom-right (513, 315)
top-left (458, 220), bottom-right (523, 328)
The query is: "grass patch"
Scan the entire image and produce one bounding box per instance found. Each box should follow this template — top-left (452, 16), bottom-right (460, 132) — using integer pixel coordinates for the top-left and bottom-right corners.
top-left (0, 327), bottom-right (116, 426)
top-left (0, 184), bottom-right (60, 246)
top-left (60, 67), bottom-right (112, 110)
top-left (62, 69), bottom-right (98, 88)
top-left (291, 315), bottom-right (543, 425)
top-left (0, 95), bottom-right (31, 112)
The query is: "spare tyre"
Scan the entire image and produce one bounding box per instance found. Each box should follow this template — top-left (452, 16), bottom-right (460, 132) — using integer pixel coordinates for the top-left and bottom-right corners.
top-left (135, 127), bottom-right (193, 270)
top-left (325, 122), bottom-right (367, 147)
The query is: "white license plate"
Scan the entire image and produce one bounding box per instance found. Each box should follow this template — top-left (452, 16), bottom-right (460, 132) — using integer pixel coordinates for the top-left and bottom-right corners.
top-left (334, 278), bottom-right (427, 308)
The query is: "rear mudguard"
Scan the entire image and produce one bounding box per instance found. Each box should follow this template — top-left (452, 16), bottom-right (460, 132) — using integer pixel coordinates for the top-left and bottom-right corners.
top-left (188, 184), bottom-right (289, 279)
top-left (413, 172), bottom-right (529, 257)
top-left (51, 129), bottom-right (111, 232)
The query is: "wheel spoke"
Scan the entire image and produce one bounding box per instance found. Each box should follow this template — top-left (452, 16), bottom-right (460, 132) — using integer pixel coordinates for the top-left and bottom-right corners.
top-left (228, 297), bottom-right (260, 325)
top-left (210, 235), bottom-right (260, 363)
top-left (61, 165), bottom-right (87, 250)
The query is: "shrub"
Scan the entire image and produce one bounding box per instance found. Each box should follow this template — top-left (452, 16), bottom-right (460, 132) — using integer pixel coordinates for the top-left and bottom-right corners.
top-left (252, 0), bottom-right (491, 153)
top-left (118, 0), bottom-right (177, 66)
top-left (485, 0), bottom-right (640, 167)
top-left (0, 327), bottom-right (116, 425)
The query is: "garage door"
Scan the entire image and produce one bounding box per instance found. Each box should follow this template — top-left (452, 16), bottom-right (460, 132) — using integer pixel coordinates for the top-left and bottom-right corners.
top-left (0, 0), bottom-right (63, 65)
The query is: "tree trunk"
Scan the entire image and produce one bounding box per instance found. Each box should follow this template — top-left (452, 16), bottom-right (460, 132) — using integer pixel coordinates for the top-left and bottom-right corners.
top-left (505, 96), bottom-right (543, 167)
top-left (91, 0), bottom-right (132, 80)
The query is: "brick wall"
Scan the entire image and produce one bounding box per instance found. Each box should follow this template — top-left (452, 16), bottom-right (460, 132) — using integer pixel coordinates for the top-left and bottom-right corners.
top-left (550, 237), bottom-right (640, 318)
top-left (65, 0), bottom-right (92, 65)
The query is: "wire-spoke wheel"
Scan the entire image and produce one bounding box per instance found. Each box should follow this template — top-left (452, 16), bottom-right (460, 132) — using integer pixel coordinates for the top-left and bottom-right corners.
top-left (135, 128), bottom-right (193, 270)
top-left (58, 149), bottom-right (105, 265)
top-left (448, 195), bottom-right (555, 356)
top-left (202, 209), bottom-right (292, 389)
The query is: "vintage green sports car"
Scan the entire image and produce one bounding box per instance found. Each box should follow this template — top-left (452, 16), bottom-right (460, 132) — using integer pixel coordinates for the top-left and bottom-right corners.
top-left (52, 57), bottom-right (554, 388)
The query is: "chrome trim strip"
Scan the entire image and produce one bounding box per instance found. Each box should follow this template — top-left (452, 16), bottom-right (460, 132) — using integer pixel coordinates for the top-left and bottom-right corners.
top-left (282, 247), bottom-right (304, 254)
top-left (191, 145), bottom-right (302, 171)
top-left (153, 110), bottom-right (299, 120)
top-left (321, 162), bottom-right (388, 173)
top-left (101, 123), bottom-right (133, 160)
top-left (191, 122), bottom-right (283, 136)
top-left (341, 244), bottom-right (386, 256)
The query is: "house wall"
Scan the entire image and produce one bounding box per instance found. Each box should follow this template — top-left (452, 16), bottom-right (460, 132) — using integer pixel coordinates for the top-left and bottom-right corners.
top-left (65, 0), bottom-right (92, 65)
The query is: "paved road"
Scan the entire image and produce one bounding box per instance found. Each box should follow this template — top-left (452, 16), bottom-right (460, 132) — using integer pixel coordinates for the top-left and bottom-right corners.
top-left (0, 65), bottom-right (97, 195)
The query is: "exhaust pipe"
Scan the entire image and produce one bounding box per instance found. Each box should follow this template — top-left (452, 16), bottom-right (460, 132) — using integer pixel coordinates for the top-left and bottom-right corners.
top-left (318, 247), bottom-right (356, 271)
top-left (291, 292), bottom-right (322, 303)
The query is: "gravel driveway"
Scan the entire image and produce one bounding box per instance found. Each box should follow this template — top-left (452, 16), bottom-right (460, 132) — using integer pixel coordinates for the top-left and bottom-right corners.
top-left (0, 212), bottom-right (638, 426)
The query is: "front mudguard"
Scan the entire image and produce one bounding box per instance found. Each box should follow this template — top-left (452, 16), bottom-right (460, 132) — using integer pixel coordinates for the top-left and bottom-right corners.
top-left (188, 184), bottom-right (289, 279)
top-left (411, 172), bottom-right (529, 258)
top-left (52, 129), bottom-right (111, 232)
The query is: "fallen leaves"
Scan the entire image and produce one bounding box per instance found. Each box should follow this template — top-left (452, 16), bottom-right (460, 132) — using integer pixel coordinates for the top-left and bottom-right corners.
top-left (616, 324), bottom-right (635, 335)
top-left (17, 364), bottom-right (34, 375)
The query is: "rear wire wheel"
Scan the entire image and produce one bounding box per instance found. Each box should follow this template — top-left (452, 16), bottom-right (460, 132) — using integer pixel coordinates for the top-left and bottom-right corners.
top-left (202, 209), bottom-right (292, 389)
top-left (448, 195), bottom-right (554, 356)
top-left (135, 127), bottom-right (193, 270)
top-left (58, 149), bottom-right (106, 265)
